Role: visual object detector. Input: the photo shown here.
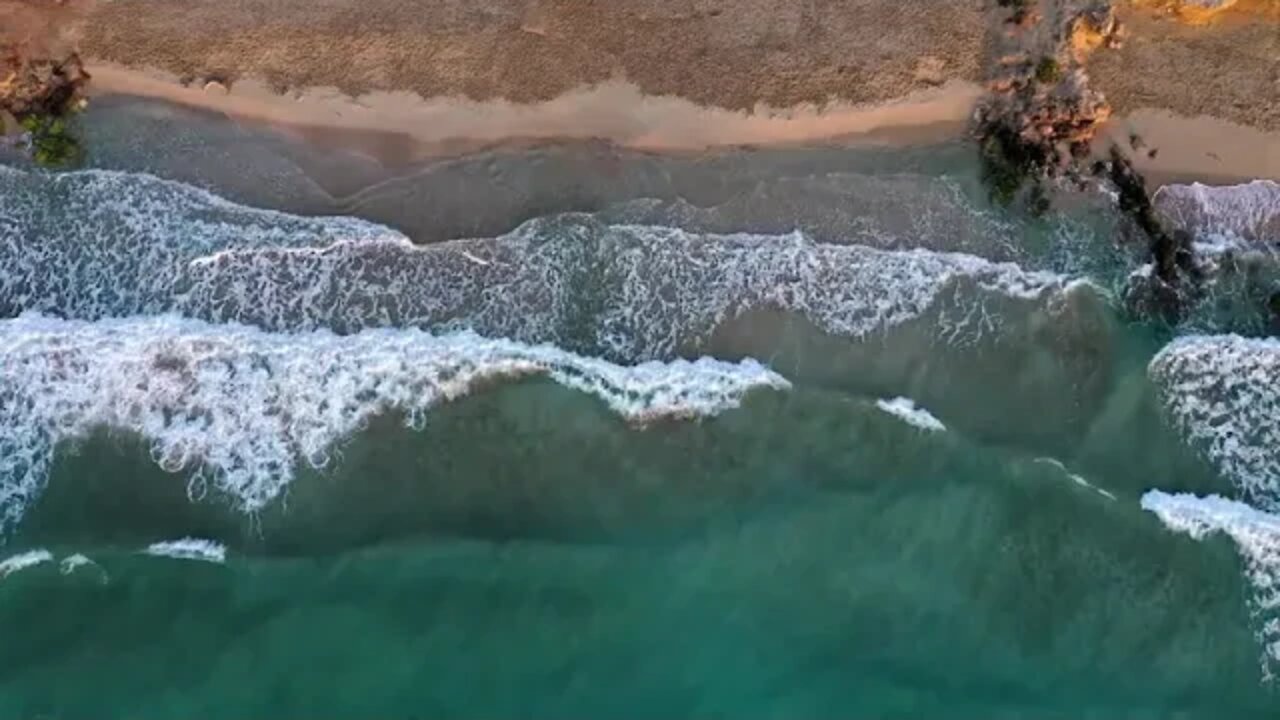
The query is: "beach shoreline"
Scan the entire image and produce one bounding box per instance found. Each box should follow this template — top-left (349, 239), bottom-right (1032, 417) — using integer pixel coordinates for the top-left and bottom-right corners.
top-left (86, 61), bottom-right (984, 165)
top-left (85, 60), bottom-right (1278, 188)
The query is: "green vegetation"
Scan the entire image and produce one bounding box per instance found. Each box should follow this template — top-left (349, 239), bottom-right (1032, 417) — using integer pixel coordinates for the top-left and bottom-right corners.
top-left (19, 113), bottom-right (83, 168)
top-left (1035, 57), bottom-right (1062, 84)
top-left (978, 125), bottom-right (1049, 213)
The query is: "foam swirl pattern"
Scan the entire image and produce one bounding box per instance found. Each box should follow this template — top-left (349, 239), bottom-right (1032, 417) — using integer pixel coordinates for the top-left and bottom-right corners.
top-left (1149, 335), bottom-right (1280, 510)
top-left (0, 168), bottom-right (1084, 361)
top-left (0, 167), bottom-right (406, 319)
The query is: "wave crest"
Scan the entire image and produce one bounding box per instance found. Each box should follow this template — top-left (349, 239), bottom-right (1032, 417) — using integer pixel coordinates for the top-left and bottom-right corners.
top-left (1142, 490), bottom-right (1280, 680)
top-left (1149, 335), bottom-right (1280, 509)
top-left (0, 313), bottom-right (789, 532)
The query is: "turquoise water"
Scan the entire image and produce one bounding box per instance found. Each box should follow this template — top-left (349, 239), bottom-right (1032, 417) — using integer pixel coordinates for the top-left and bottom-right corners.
top-left (1, 140), bottom-right (1278, 717)
top-left (1, 376), bottom-right (1270, 718)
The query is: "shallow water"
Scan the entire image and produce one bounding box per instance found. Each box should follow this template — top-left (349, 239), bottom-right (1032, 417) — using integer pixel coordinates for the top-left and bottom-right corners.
top-left (1, 131), bottom-right (1278, 717)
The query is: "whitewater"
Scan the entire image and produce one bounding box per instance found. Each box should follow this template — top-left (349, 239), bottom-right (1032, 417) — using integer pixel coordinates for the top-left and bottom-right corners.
top-left (1, 156), bottom-right (1278, 716)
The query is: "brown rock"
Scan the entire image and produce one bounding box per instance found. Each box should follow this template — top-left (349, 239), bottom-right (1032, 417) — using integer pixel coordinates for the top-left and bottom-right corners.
top-left (0, 50), bottom-right (90, 118)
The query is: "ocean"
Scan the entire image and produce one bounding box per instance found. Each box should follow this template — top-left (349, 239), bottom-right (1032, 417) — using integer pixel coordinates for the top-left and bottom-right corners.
top-left (1, 104), bottom-right (1278, 717)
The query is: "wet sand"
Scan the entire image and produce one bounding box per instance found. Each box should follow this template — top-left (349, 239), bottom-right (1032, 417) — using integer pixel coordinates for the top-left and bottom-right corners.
top-left (1096, 110), bottom-right (1280, 187)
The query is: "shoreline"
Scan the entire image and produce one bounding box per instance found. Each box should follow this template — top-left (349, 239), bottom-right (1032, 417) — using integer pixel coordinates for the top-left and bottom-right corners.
top-left (85, 61), bottom-right (1277, 187)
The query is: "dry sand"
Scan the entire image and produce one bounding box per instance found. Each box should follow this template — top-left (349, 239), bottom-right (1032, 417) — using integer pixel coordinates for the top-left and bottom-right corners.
top-left (1089, 0), bottom-right (1280, 132)
top-left (77, 0), bottom-right (988, 111)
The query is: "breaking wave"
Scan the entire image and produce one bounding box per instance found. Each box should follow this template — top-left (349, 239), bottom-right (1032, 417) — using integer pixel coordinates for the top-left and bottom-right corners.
top-left (874, 397), bottom-right (946, 432)
top-left (0, 167), bottom-right (1088, 362)
top-left (1141, 490), bottom-right (1280, 679)
top-left (1149, 335), bottom-right (1280, 510)
top-left (1155, 180), bottom-right (1280, 248)
top-left (0, 549), bottom-right (53, 579)
top-left (143, 538), bottom-right (227, 564)
top-left (0, 313), bottom-right (789, 533)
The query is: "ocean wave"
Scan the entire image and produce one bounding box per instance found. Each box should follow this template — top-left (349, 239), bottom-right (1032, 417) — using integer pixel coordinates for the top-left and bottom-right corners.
top-left (874, 397), bottom-right (946, 432)
top-left (183, 221), bottom-right (1081, 360)
top-left (0, 167), bottom-right (1086, 362)
top-left (1150, 181), bottom-right (1278, 336)
top-left (0, 167), bottom-right (406, 320)
top-left (143, 538), bottom-right (227, 564)
top-left (1149, 335), bottom-right (1280, 509)
top-left (0, 548), bottom-right (53, 578)
top-left (58, 553), bottom-right (96, 575)
top-left (595, 173), bottom-right (1028, 259)
top-left (0, 313), bottom-right (789, 533)
top-left (1141, 490), bottom-right (1280, 679)
top-left (1155, 180), bottom-right (1280, 248)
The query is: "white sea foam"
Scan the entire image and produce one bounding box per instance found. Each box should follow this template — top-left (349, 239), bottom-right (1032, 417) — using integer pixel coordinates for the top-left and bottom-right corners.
top-left (875, 397), bottom-right (946, 432)
top-left (0, 549), bottom-right (53, 578)
top-left (597, 173), bottom-right (1029, 261)
top-left (1141, 490), bottom-right (1280, 678)
top-left (58, 553), bottom-right (96, 575)
top-left (182, 222), bottom-right (1081, 360)
top-left (1155, 180), bottom-right (1280, 248)
top-left (1149, 335), bottom-right (1280, 509)
top-left (0, 167), bottom-right (405, 320)
top-left (1032, 457), bottom-right (1117, 501)
top-left (0, 167), bottom-right (1084, 362)
top-left (144, 538), bottom-right (227, 564)
top-left (0, 313), bottom-right (789, 531)
top-left (1149, 181), bottom-right (1279, 334)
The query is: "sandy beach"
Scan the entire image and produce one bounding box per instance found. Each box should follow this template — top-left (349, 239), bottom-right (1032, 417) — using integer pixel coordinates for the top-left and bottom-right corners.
top-left (2, 0), bottom-right (1277, 181)
top-left (85, 62), bottom-right (985, 163)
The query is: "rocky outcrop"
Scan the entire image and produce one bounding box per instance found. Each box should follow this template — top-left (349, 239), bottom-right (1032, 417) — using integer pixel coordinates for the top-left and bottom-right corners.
top-left (0, 48), bottom-right (89, 119)
top-left (973, 0), bottom-right (1228, 322)
top-left (0, 47), bottom-right (90, 164)
top-left (974, 1), bottom-right (1121, 207)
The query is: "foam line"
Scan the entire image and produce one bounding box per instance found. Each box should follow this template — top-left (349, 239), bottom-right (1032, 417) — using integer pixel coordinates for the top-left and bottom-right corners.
top-left (1149, 335), bottom-right (1280, 509)
top-left (875, 397), bottom-right (946, 432)
top-left (1142, 490), bottom-right (1280, 679)
top-left (144, 539), bottom-right (227, 564)
top-left (0, 549), bottom-right (53, 578)
top-left (0, 313), bottom-right (790, 531)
